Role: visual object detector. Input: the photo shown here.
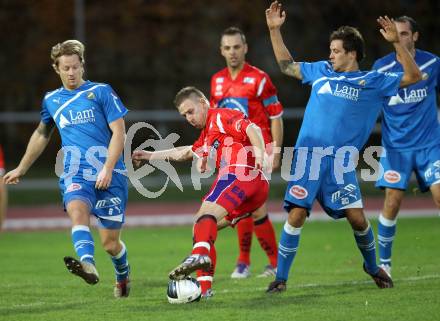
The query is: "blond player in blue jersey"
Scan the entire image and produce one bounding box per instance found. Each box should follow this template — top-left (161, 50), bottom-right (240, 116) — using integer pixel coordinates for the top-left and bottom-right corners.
top-left (4, 40), bottom-right (130, 298)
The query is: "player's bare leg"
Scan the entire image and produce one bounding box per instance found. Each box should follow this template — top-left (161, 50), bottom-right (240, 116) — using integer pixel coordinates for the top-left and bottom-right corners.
top-left (429, 183), bottom-right (440, 209)
top-left (0, 178), bottom-right (7, 230)
top-left (382, 188), bottom-right (404, 221)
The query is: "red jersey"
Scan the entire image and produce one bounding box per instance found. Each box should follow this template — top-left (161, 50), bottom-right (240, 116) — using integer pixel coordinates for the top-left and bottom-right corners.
top-left (191, 108), bottom-right (257, 175)
top-left (210, 63), bottom-right (283, 145)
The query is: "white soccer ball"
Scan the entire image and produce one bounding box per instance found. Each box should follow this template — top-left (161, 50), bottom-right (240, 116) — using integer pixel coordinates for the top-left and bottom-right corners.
top-left (167, 277), bottom-right (202, 304)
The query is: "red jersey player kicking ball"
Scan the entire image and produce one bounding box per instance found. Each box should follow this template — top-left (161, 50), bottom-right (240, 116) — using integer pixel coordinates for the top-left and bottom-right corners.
top-left (132, 87), bottom-right (271, 298)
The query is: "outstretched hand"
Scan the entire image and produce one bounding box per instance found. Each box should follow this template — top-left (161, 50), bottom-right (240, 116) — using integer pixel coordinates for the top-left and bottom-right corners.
top-left (3, 168), bottom-right (24, 185)
top-left (377, 16), bottom-right (399, 43)
top-left (132, 150), bottom-right (152, 168)
top-left (266, 1), bottom-right (286, 30)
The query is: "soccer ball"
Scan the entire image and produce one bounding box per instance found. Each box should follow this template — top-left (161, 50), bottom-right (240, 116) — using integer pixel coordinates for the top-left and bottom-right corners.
top-left (167, 277), bottom-right (202, 304)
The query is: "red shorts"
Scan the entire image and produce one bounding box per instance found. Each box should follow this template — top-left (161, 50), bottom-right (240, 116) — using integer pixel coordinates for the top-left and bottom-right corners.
top-left (203, 171), bottom-right (269, 221)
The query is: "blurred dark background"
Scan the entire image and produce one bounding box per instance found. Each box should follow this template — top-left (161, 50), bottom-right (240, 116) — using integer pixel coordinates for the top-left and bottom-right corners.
top-left (1, 0), bottom-right (439, 168)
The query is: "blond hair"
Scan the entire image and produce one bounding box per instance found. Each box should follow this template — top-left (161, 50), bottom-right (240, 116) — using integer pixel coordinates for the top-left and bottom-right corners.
top-left (51, 40), bottom-right (85, 68)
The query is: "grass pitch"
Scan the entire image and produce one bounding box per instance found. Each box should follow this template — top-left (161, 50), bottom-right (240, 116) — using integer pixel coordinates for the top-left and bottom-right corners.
top-left (0, 217), bottom-right (439, 321)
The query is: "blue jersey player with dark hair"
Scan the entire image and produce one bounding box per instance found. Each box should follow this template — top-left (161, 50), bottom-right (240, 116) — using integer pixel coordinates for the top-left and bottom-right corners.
top-left (264, 1), bottom-right (422, 293)
top-left (4, 40), bottom-right (131, 298)
top-left (372, 16), bottom-right (440, 277)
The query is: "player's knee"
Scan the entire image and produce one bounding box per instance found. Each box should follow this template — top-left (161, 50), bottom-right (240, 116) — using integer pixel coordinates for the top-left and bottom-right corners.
top-left (195, 204), bottom-right (225, 222)
top-left (384, 196), bottom-right (402, 213)
top-left (350, 218), bottom-right (368, 231)
top-left (287, 208), bottom-right (307, 228)
top-left (432, 196), bottom-right (440, 209)
top-left (348, 215), bottom-right (368, 230)
top-left (101, 238), bottom-right (120, 255)
top-left (252, 211), bottom-right (267, 222)
top-left (384, 189), bottom-right (404, 212)
top-left (195, 213), bottom-right (218, 223)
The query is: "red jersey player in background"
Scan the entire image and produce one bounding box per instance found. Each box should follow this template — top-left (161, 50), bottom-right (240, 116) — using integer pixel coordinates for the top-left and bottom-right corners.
top-left (0, 145), bottom-right (7, 230)
top-left (210, 27), bottom-right (283, 278)
top-left (132, 87), bottom-right (270, 298)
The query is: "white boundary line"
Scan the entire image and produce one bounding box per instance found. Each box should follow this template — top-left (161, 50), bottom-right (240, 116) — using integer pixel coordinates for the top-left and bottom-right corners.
top-left (3, 209), bottom-right (438, 231)
top-left (218, 273), bottom-right (440, 294)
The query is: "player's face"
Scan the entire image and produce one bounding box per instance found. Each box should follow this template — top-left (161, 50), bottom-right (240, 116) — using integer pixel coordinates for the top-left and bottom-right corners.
top-left (396, 21), bottom-right (418, 52)
top-left (220, 34), bottom-right (248, 69)
top-left (329, 40), bottom-right (355, 72)
top-left (55, 54), bottom-right (85, 90)
top-left (178, 98), bottom-right (208, 129)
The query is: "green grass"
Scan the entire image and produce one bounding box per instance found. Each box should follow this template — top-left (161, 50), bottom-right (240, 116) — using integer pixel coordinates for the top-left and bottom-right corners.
top-left (0, 218), bottom-right (439, 321)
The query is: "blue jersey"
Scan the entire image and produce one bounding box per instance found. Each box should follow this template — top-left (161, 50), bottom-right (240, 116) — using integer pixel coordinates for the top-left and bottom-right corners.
top-left (373, 49), bottom-right (440, 151)
top-left (41, 80), bottom-right (128, 179)
top-left (296, 61), bottom-right (403, 155)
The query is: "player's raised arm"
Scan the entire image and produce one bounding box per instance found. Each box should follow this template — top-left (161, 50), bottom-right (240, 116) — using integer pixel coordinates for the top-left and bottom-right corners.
top-left (377, 16), bottom-right (422, 87)
top-left (266, 1), bottom-right (302, 79)
top-left (132, 145), bottom-right (193, 164)
top-left (3, 121), bottom-right (55, 184)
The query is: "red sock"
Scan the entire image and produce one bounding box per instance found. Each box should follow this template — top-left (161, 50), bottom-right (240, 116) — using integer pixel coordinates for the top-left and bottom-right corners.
top-left (192, 215), bottom-right (218, 256)
top-left (254, 215), bottom-right (278, 267)
top-left (196, 243), bottom-right (216, 294)
top-left (236, 216), bottom-right (253, 265)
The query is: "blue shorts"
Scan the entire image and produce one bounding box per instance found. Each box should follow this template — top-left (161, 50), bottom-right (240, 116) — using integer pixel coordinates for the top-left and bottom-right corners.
top-left (376, 144), bottom-right (440, 192)
top-left (284, 150), bottom-right (363, 219)
top-left (60, 172), bottom-right (129, 229)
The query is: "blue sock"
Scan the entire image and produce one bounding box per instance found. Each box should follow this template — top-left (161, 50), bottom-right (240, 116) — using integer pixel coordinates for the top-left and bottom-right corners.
top-left (111, 241), bottom-right (130, 281)
top-left (353, 222), bottom-right (378, 274)
top-left (71, 225), bottom-right (95, 265)
top-left (377, 214), bottom-right (397, 267)
top-left (276, 221), bottom-right (302, 282)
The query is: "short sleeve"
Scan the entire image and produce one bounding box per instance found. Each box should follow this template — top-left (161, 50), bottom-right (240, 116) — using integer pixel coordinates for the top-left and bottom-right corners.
top-left (220, 110), bottom-right (252, 139)
top-left (191, 131), bottom-right (206, 158)
top-left (40, 97), bottom-right (54, 125)
top-left (97, 85), bottom-right (128, 124)
top-left (300, 61), bottom-right (329, 85)
top-left (258, 74), bottom-right (283, 119)
top-left (376, 71), bottom-right (404, 97)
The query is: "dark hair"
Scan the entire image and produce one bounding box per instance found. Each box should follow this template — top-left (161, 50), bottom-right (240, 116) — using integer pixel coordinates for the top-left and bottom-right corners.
top-left (221, 26), bottom-right (246, 44)
top-left (329, 26), bottom-right (365, 62)
top-left (174, 86), bottom-right (206, 108)
top-left (395, 16), bottom-right (418, 33)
